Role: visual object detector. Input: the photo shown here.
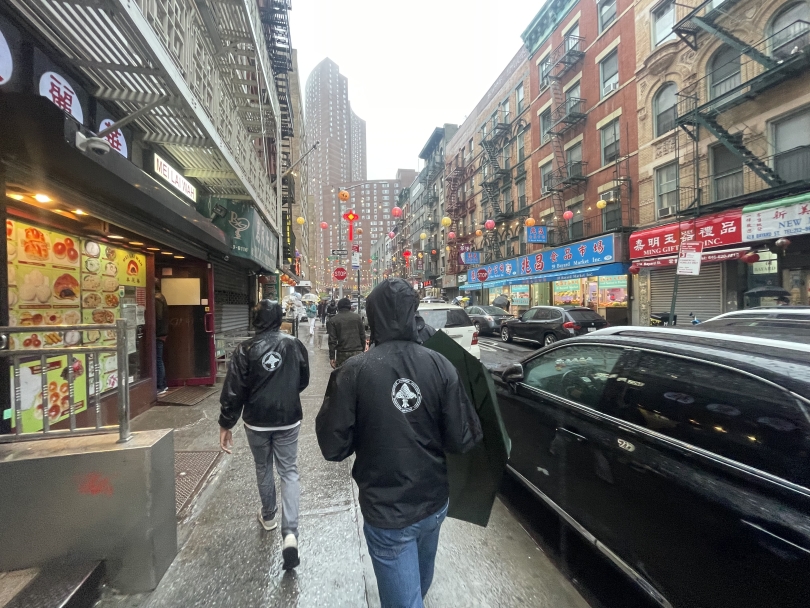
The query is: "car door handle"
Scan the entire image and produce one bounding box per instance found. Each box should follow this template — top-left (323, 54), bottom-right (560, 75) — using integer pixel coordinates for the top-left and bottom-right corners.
top-left (741, 520), bottom-right (810, 556)
top-left (557, 427), bottom-right (587, 442)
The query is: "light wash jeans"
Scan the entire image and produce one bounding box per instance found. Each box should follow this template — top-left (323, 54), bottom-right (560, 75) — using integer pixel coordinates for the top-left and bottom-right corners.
top-left (363, 501), bottom-right (449, 608)
top-left (244, 425), bottom-right (300, 538)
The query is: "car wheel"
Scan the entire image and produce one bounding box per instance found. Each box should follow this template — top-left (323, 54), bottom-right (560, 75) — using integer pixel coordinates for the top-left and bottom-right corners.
top-left (544, 333), bottom-right (557, 346)
top-left (501, 326), bottom-right (512, 342)
top-left (474, 321), bottom-right (481, 333)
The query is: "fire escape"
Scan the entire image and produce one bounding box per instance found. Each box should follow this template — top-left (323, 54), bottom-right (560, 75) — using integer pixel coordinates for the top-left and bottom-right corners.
top-left (673, 1), bottom-right (810, 210)
top-left (445, 164), bottom-right (467, 275)
top-left (543, 34), bottom-right (588, 241)
top-left (479, 111), bottom-right (511, 219)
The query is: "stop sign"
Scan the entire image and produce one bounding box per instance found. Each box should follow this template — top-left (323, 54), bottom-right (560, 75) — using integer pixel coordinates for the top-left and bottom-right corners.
top-left (333, 267), bottom-right (348, 281)
top-left (477, 268), bottom-right (489, 282)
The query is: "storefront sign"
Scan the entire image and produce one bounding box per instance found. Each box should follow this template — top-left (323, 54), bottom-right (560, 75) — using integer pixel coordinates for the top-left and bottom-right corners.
top-left (154, 153), bottom-right (197, 202)
top-left (99, 118), bottom-right (128, 158)
top-left (553, 279), bottom-right (582, 292)
top-left (630, 209), bottom-right (741, 259)
top-left (457, 274), bottom-right (467, 285)
top-left (634, 246), bottom-right (748, 268)
top-left (742, 196), bottom-right (810, 241)
top-left (467, 234), bottom-right (616, 284)
top-left (511, 285), bottom-right (530, 306)
top-left (677, 242), bottom-right (703, 276)
top-left (0, 28), bottom-right (12, 85)
top-left (457, 243), bottom-right (472, 265)
top-left (598, 275), bottom-right (627, 289)
top-left (462, 251), bottom-right (481, 265)
top-left (201, 198), bottom-right (278, 270)
top-left (526, 226), bottom-right (548, 243)
top-left (39, 71), bottom-right (83, 123)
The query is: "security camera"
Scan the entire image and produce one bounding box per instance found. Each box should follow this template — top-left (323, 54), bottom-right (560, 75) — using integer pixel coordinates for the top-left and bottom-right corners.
top-left (76, 132), bottom-right (111, 156)
top-left (223, 255), bottom-right (230, 262)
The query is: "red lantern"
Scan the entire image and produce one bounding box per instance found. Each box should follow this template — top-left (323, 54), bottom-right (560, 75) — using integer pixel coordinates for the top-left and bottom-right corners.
top-left (403, 250), bottom-right (411, 258)
top-left (741, 251), bottom-right (760, 264)
top-left (320, 221), bottom-right (328, 229)
top-left (431, 249), bottom-right (437, 255)
top-left (391, 206), bottom-right (403, 218)
top-left (484, 219), bottom-right (495, 230)
top-left (447, 231), bottom-right (456, 240)
top-left (628, 264), bottom-right (641, 275)
top-left (388, 231), bottom-right (395, 239)
top-left (563, 210), bottom-right (574, 221)
top-left (775, 237), bottom-right (791, 250)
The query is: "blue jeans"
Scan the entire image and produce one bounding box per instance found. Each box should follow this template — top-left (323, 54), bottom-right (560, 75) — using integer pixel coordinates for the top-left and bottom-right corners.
top-left (155, 338), bottom-right (166, 390)
top-left (363, 501), bottom-right (448, 608)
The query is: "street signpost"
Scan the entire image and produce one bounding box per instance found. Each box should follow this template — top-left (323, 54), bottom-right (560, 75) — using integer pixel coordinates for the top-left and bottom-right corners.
top-left (333, 267), bottom-right (348, 282)
top-left (331, 249), bottom-right (348, 256)
top-left (669, 241), bottom-right (704, 325)
top-left (327, 255), bottom-right (339, 261)
top-left (477, 268), bottom-right (488, 306)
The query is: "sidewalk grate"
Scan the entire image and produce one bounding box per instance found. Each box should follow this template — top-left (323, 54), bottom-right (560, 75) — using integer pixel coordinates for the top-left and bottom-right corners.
top-left (159, 386), bottom-right (219, 406)
top-left (175, 451), bottom-right (220, 515)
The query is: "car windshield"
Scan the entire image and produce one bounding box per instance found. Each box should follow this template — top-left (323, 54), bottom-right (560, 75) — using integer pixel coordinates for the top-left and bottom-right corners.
top-left (419, 308), bottom-right (472, 329)
top-left (481, 306), bottom-right (509, 315)
top-left (567, 309), bottom-right (605, 322)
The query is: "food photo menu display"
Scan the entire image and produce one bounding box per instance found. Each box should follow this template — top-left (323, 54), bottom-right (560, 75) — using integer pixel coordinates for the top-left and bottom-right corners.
top-left (6, 219), bottom-right (146, 432)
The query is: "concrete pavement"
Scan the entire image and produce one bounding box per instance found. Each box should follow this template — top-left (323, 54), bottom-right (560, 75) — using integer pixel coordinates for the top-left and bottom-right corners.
top-left (95, 326), bottom-right (588, 608)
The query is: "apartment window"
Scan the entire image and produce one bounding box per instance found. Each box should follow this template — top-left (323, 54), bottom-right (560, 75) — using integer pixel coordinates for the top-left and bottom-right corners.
top-left (774, 110), bottom-right (810, 182)
top-left (516, 83), bottom-right (525, 113)
top-left (568, 202), bottom-right (584, 239)
top-left (566, 23), bottom-right (580, 50)
top-left (503, 188), bottom-right (513, 213)
top-left (599, 0), bottom-right (617, 32)
top-left (540, 109), bottom-right (552, 143)
top-left (771, 3), bottom-right (810, 57)
top-left (709, 45), bottom-right (741, 100)
top-left (502, 143), bottom-right (511, 169)
top-left (541, 162), bottom-right (553, 193)
top-left (501, 99), bottom-right (510, 123)
top-left (518, 180), bottom-right (526, 208)
top-left (567, 143), bottom-right (583, 177)
top-left (601, 119), bottom-right (621, 165)
top-left (539, 57), bottom-right (550, 89)
top-left (654, 83), bottom-right (678, 136)
top-left (656, 162), bottom-right (679, 212)
top-left (518, 133), bottom-right (525, 162)
top-left (653, 1), bottom-right (676, 46)
top-left (600, 50), bottom-right (619, 98)
top-left (711, 145), bottom-right (744, 201)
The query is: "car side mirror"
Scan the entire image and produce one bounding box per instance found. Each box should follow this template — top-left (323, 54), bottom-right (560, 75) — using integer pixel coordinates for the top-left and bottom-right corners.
top-left (502, 363), bottom-right (524, 384)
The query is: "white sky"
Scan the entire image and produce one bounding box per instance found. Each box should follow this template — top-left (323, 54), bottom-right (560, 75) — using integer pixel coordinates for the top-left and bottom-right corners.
top-left (290, 1), bottom-right (546, 180)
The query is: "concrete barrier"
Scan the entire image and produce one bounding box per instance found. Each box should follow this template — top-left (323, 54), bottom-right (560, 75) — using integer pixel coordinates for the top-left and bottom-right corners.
top-left (0, 429), bottom-right (177, 592)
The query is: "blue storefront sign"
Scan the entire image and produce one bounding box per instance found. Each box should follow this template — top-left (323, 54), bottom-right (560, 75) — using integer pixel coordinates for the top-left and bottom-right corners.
top-left (526, 226), bottom-right (547, 243)
top-left (466, 234), bottom-right (616, 284)
top-left (461, 251), bottom-right (481, 265)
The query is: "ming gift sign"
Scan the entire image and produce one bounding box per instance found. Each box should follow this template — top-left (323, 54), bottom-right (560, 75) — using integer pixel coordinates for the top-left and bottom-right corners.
top-left (629, 209), bottom-right (741, 259)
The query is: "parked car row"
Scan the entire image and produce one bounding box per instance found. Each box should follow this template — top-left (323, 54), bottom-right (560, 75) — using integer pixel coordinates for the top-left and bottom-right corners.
top-left (492, 321), bottom-right (810, 608)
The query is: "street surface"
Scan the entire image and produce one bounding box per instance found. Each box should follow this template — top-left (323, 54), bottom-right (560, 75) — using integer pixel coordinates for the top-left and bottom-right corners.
top-left (478, 335), bottom-right (537, 370)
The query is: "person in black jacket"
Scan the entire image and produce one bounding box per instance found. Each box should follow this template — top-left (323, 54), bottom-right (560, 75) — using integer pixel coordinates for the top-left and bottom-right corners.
top-left (219, 300), bottom-right (310, 570)
top-left (154, 278), bottom-right (169, 396)
top-left (316, 279), bottom-right (482, 607)
top-left (326, 297), bottom-right (366, 368)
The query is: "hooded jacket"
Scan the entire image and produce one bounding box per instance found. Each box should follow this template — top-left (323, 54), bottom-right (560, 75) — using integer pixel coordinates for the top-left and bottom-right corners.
top-left (326, 303), bottom-right (366, 359)
top-left (316, 279), bottom-right (482, 529)
top-left (219, 300), bottom-right (310, 430)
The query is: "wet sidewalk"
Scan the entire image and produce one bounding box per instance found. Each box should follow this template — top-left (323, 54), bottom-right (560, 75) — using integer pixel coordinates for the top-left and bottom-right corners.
top-left (96, 327), bottom-right (589, 608)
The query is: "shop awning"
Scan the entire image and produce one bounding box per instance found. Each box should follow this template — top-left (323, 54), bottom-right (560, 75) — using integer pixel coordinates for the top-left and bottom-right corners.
top-left (460, 262), bottom-right (629, 290)
top-left (632, 247), bottom-right (749, 268)
top-left (741, 191), bottom-right (810, 214)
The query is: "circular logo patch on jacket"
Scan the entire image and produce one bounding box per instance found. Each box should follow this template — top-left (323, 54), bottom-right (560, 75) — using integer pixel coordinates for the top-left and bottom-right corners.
top-left (261, 352), bottom-right (282, 372)
top-left (391, 378), bottom-right (422, 413)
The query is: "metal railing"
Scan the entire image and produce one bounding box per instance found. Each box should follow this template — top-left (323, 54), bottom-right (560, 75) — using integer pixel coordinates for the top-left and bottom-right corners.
top-left (1, 320), bottom-right (130, 443)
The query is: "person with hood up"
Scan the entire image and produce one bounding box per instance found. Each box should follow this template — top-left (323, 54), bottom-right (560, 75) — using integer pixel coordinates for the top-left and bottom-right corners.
top-left (326, 299), bottom-right (338, 319)
top-left (219, 300), bottom-right (310, 570)
top-left (326, 297), bottom-right (366, 369)
top-left (316, 279), bottom-right (482, 608)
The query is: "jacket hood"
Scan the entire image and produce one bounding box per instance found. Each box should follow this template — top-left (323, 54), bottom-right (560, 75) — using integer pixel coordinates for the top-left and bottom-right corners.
top-left (252, 300), bottom-right (283, 332)
top-left (367, 278), bottom-right (419, 344)
top-left (338, 297), bottom-right (352, 310)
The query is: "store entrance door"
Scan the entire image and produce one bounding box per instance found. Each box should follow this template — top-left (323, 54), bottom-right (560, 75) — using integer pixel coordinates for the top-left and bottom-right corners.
top-left (157, 260), bottom-right (216, 386)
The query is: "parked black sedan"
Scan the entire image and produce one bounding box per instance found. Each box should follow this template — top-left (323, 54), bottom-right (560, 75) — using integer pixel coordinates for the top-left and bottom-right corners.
top-left (464, 305), bottom-right (513, 335)
top-left (493, 326), bottom-right (810, 608)
top-left (500, 305), bottom-right (607, 346)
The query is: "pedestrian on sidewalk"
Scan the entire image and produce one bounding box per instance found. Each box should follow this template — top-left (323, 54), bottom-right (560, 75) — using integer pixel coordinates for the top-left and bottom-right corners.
top-left (306, 301), bottom-right (318, 336)
top-left (316, 279), bottom-right (482, 608)
top-left (154, 278), bottom-right (169, 396)
top-left (218, 300), bottom-right (309, 570)
top-left (318, 299), bottom-right (327, 326)
top-left (326, 298), bottom-right (337, 320)
top-left (326, 297), bottom-right (366, 369)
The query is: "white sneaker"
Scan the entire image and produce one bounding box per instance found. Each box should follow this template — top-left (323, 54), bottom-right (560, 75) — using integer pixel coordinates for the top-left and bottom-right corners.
top-left (157, 388), bottom-right (169, 397)
top-left (258, 508), bottom-right (277, 531)
top-left (282, 534), bottom-right (299, 570)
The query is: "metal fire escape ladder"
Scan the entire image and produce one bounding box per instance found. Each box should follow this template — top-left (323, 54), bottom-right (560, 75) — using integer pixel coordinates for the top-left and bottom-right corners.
top-left (259, 0), bottom-right (294, 140)
top-left (445, 167), bottom-right (464, 275)
top-left (480, 139), bottom-right (504, 217)
top-left (547, 75), bottom-right (570, 241)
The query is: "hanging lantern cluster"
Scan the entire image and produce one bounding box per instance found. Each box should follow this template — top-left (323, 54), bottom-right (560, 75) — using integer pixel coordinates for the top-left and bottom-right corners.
top-left (296, 216), bottom-right (305, 225)
top-left (338, 190), bottom-right (350, 202)
top-left (391, 206), bottom-right (403, 218)
top-left (563, 210), bottom-right (574, 221)
top-left (441, 216), bottom-right (452, 227)
top-left (596, 199), bottom-right (608, 210)
top-left (484, 219), bottom-right (495, 230)
top-left (388, 231), bottom-right (396, 239)
top-left (320, 221), bottom-right (328, 229)
top-left (628, 264), bottom-right (641, 275)
top-left (525, 217), bottom-right (536, 227)
top-left (447, 231), bottom-right (456, 240)
top-left (475, 229), bottom-right (483, 237)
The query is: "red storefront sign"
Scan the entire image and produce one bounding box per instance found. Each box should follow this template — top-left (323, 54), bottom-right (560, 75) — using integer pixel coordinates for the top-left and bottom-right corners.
top-left (629, 209), bottom-right (742, 259)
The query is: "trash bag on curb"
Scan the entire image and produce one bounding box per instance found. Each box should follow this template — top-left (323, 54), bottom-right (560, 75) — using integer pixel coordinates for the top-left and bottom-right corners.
top-left (423, 330), bottom-right (511, 527)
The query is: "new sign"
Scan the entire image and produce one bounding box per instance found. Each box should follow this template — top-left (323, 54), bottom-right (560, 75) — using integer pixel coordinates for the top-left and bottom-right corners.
top-left (154, 153), bottom-right (197, 202)
top-left (742, 196), bottom-right (810, 241)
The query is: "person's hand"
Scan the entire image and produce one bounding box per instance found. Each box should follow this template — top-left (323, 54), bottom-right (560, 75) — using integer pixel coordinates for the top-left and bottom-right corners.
top-left (219, 427), bottom-right (233, 454)
top-left (330, 359), bottom-right (336, 369)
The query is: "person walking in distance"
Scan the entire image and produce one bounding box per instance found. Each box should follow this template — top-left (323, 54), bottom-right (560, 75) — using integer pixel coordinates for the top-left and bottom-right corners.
top-left (219, 300), bottom-right (310, 570)
top-left (316, 279), bottom-right (482, 607)
top-left (318, 299), bottom-right (327, 326)
top-left (326, 298), bottom-right (337, 320)
top-left (326, 297), bottom-right (366, 369)
top-left (154, 278), bottom-right (169, 396)
top-left (306, 301), bottom-right (318, 336)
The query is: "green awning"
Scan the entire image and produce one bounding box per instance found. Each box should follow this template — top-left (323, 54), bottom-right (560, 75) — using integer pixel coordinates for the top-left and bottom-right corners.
top-left (742, 191), bottom-right (810, 214)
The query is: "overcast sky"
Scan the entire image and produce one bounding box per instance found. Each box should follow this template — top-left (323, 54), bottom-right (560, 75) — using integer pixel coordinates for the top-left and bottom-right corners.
top-left (290, 1), bottom-right (546, 180)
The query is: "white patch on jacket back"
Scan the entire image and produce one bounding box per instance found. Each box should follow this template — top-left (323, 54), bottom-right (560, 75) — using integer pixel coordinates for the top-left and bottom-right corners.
top-left (262, 352), bottom-right (282, 372)
top-left (391, 378), bottom-right (422, 413)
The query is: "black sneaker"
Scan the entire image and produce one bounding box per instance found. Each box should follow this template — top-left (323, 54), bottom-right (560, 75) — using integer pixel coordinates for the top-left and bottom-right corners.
top-left (282, 534), bottom-right (299, 570)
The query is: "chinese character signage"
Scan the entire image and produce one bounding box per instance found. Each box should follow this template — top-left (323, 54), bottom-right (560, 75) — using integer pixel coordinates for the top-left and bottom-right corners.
top-left (99, 118), bottom-right (128, 158)
top-left (467, 234), bottom-right (616, 283)
top-left (201, 198), bottom-right (278, 271)
top-left (457, 243), bottom-right (472, 265)
top-left (0, 26), bottom-right (12, 86)
top-left (462, 251), bottom-right (481, 265)
top-left (629, 209), bottom-right (742, 259)
top-left (742, 198), bottom-right (810, 241)
top-left (526, 226), bottom-right (548, 243)
top-left (39, 71), bottom-right (83, 123)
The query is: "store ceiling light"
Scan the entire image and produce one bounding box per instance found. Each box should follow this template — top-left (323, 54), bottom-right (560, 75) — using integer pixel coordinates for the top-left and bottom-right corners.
top-left (74, 209), bottom-right (86, 215)
top-left (108, 235), bottom-right (124, 239)
top-left (33, 194), bottom-right (52, 203)
top-left (8, 193), bottom-right (24, 201)
top-left (161, 251), bottom-right (174, 255)
top-left (129, 242), bottom-right (144, 246)
top-left (146, 247), bottom-right (161, 251)
top-left (174, 255), bottom-right (185, 259)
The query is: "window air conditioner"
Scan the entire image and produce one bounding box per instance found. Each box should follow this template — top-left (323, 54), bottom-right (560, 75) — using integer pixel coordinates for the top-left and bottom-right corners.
top-left (658, 206), bottom-right (676, 218)
top-left (542, 185), bottom-right (552, 195)
top-left (603, 82), bottom-right (619, 96)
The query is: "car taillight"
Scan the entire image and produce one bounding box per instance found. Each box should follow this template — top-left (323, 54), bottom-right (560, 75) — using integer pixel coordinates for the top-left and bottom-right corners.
top-left (563, 321), bottom-right (581, 330)
top-left (472, 331), bottom-right (479, 345)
